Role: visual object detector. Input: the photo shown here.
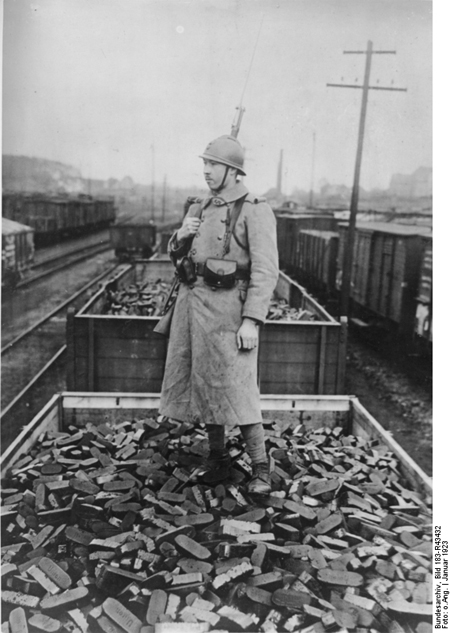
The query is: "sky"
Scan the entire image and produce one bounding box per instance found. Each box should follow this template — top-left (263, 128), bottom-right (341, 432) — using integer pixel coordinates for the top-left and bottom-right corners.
top-left (3, 0), bottom-right (432, 195)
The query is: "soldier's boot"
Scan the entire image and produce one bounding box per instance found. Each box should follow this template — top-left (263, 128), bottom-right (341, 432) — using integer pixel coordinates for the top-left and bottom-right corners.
top-left (247, 461), bottom-right (271, 495)
top-left (200, 450), bottom-right (231, 484)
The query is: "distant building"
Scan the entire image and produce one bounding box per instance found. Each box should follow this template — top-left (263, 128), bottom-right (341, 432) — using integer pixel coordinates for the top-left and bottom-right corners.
top-left (120, 176), bottom-right (135, 190)
top-left (389, 167), bottom-right (432, 198)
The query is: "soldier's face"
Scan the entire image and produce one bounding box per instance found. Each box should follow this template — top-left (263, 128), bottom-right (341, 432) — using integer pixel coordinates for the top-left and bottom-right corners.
top-left (203, 159), bottom-right (229, 191)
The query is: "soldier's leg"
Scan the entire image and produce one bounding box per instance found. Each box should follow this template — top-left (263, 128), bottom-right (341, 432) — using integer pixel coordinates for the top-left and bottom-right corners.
top-left (240, 422), bottom-right (271, 495)
top-left (200, 424), bottom-right (231, 484)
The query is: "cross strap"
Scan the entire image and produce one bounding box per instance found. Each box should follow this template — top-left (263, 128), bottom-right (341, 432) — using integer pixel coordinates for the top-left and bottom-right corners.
top-left (223, 194), bottom-right (248, 256)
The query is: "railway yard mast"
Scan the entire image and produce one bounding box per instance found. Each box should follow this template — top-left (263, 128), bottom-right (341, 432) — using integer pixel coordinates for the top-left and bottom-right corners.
top-left (309, 131), bottom-right (316, 209)
top-left (151, 144), bottom-right (156, 222)
top-left (162, 174), bottom-right (167, 224)
top-left (327, 40), bottom-right (407, 317)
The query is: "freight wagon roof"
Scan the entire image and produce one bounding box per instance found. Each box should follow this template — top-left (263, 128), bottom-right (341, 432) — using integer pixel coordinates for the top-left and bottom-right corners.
top-left (2, 217), bottom-right (34, 235)
top-left (299, 229), bottom-right (339, 238)
top-left (276, 212), bottom-right (335, 220)
top-left (118, 214), bottom-right (155, 225)
top-left (339, 221), bottom-right (432, 237)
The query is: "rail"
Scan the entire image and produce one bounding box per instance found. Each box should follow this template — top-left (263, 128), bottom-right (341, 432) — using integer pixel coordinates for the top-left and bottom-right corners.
top-left (2, 263), bottom-right (119, 355)
top-left (17, 241), bottom-right (112, 289)
top-left (1, 263), bottom-right (121, 448)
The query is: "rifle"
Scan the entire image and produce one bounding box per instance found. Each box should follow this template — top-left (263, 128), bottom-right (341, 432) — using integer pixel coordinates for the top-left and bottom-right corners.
top-left (229, 14), bottom-right (265, 139)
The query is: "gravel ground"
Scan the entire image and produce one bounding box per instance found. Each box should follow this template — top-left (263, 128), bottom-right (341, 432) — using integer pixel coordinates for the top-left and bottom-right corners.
top-left (1, 251), bottom-right (117, 411)
top-left (1, 251), bottom-right (116, 347)
top-left (345, 332), bottom-right (432, 476)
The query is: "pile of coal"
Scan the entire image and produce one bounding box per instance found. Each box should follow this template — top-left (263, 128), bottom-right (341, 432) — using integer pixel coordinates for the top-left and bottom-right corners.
top-left (266, 299), bottom-right (318, 322)
top-left (102, 282), bottom-right (171, 317)
top-left (102, 282), bottom-right (318, 323)
top-left (1, 416), bottom-right (432, 633)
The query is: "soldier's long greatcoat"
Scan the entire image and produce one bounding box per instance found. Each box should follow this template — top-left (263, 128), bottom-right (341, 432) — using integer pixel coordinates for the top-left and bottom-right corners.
top-left (159, 181), bottom-right (279, 428)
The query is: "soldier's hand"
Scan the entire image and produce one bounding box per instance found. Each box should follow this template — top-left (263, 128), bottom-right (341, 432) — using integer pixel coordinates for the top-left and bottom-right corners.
top-left (177, 218), bottom-right (201, 241)
top-left (237, 318), bottom-right (259, 351)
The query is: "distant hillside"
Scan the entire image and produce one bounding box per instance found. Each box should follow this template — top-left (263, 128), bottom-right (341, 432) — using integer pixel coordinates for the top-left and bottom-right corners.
top-left (2, 155), bottom-right (86, 194)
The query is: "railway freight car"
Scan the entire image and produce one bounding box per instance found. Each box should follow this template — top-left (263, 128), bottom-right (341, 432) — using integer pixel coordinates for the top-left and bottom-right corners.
top-left (414, 234), bottom-right (432, 350)
top-left (157, 220), bottom-right (182, 255)
top-left (276, 212), bottom-right (339, 271)
top-left (1, 218), bottom-right (34, 289)
top-left (110, 216), bottom-right (157, 261)
top-left (0, 391), bottom-right (432, 632)
top-left (336, 222), bottom-right (432, 340)
top-left (294, 229), bottom-right (339, 298)
top-left (2, 192), bottom-right (115, 246)
top-left (67, 258), bottom-right (347, 396)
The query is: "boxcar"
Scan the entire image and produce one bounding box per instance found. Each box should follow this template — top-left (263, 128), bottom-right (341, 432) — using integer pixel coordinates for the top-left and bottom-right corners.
top-left (2, 192), bottom-right (116, 245)
top-left (67, 259), bottom-right (347, 396)
top-left (414, 234), bottom-right (432, 346)
top-left (295, 229), bottom-right (339, 295)
top-left (1, 218), bottom-right (35, 288)
top-left (110, 217), bottom-right (157, 261)
top-left (276, 213), bottom-right (339, 271)
top-left (157, 221), bottom-right (182, 255)
top-left (337, 222), bottom-right (432, 337)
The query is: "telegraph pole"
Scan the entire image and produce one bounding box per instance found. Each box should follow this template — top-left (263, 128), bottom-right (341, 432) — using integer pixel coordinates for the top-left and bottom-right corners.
top-left (162, 174), bottom-right (167, 224)
top-left (277, 150), bottom-right (284, 196)
top-left (151, 144), bottom-right (155, 222)
top-left (309, 131), bottom-right (316, 209)
top-left (327, 41), bottom-right (406, 317)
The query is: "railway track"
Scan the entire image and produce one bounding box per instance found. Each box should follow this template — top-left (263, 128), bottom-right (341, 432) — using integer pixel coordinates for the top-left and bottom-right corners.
top-left (1, 258), bottom-right (121, 451)
top-left (18, 235), bottom-right (112, 289)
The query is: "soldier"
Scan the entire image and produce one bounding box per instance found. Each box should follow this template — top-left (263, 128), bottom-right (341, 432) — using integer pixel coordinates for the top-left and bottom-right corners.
top-left (159, 135), bottom-right (279, 495)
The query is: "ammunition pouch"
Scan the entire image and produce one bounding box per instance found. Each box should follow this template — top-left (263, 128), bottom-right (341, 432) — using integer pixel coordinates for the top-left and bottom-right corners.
top-left (177, 256), bottom-right (197, 285)
top-left (203, 258), bottom-right (238, 289)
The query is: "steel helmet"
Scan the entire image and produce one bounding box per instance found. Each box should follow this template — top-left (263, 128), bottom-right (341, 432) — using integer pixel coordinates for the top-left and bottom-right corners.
top-left (200, 135), bottom-right (246, 176)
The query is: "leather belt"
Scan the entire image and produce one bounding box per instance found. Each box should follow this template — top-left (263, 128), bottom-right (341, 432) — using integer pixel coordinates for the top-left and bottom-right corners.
top-left (195, 261), bottom-right (250, 281)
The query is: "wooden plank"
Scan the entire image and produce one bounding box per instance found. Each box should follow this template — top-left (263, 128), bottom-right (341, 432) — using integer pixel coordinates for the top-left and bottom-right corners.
top-left (261, 323), bottom-right (339, 344)
top-left (72, 357), bottom-right (88, 392)
top-left (318, 325), bottom-right (327, 394)
top-left (75, 316), bottom-right (160, 339)
top-left (351, 399), bottom-right (432, 497)
top-left (261, 326), bottom-right (321, 345)
top-left (64, 406), bottom-right (161, 429)
top-left (336, 316), bottom-right (348, 395)
top-left (66, 308), bottom-right (76, 391)
top-left (95, 358), bottom-right (165, 380)
top-left (89, 377), bottom-right (163, 393)
top-left (88, 318), bottom-right (95, 391)
top-left (260, 380), bottom-right (317, 395)
top-left (260, 381), bottom-right (340, 396)
top-left (259, 362), bottom-right (338, 383)
top-left (0, 395), bottom-right (61, 475)
top-left (95, 337), bottom-right (166, 359)
top-left (260, 343), bottom-right (338, 364)
top-left (60, 393), bottom-right (352, 411)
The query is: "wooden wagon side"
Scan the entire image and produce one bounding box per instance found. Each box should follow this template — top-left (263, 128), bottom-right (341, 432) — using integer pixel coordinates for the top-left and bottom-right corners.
top-left (67, 263), bottom-right (347, 395)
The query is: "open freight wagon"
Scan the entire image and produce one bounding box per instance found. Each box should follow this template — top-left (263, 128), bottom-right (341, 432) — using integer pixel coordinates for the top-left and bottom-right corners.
top-left (0, 392), bottom-right (432, 632)
top-left (1, 391), bottom-right (431, 498)
top-left (67, 259), bottom-right (347, 396)
top-left (110, 219), bottom-right (157, 261)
